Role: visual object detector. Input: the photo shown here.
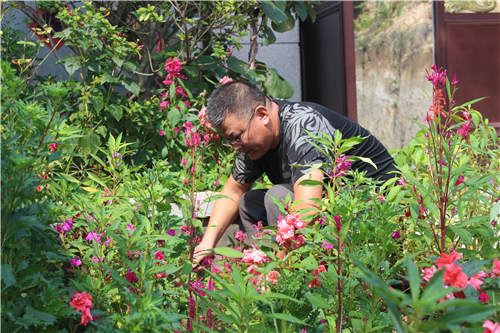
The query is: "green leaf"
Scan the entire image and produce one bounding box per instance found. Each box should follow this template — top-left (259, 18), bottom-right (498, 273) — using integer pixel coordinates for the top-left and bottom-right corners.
top-left (61, 55), bottom-right (81, 77)
top-left (263, 68), bottom-right (294, 98)
top-left (271, 13), bottom-right (295, 33)
top-left (19, 306), bottom-right (57, 327)
top-left (460, 259), bottom-right (490, 277)
top-left (439, 302), bottom-right (498, 325)
top-left (122, 79), bottom-right (140, 96)
top-left (297, 255), bottom-right (318, 270)
top-left (298, 179), bottom-right (323, 187)
top-left (306, 292), bottom-right (329, 308)
top-left (261, 1), bottom-right (288, 23)
top-left (227, 56), bottom-right (247, 74)
top-left (112, 56), bottom-right (125, 68)
top-left (1, 264), bottom-right (16, 289)
top-left (58, 173), bottom-right (80, 184)
top-left (212, 247), bottom-right (244, 258)
top-left (405, 256), bottom-right (420, 304)
top-left (109, 105), bottom-right (123, 122)
top-left (264, 312), bottom-right (308, 326)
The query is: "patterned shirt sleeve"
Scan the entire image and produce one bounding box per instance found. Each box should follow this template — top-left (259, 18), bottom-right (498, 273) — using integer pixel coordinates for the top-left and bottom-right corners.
top-left (282, 103), bottom-right (337, 184)
top-left (231, 152), bottom-right (263, 184)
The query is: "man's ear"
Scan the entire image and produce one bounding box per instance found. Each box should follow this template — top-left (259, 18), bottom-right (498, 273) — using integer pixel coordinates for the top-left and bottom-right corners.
top-left (255, 105), bottom-right (270, 124)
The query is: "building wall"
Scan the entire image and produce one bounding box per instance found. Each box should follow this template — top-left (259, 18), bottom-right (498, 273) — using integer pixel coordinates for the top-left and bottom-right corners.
top-left (231, 24), bottom-right (302, 102)
top-left (354, 2), bottom-right (434, 150)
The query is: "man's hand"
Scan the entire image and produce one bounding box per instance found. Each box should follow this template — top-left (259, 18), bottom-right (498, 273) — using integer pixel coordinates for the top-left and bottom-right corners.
top-left (192, 240), bottom-right (215, 272)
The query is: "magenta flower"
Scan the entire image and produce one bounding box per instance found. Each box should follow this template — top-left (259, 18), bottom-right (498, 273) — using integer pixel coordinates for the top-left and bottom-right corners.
top-left (322, 242), bottom-right (334, 250)
top-left (158, 130), bottom-right (166, 136)
top-left (426, 64), bottom-right (447, 88)
top-left (154, 251), bottom-right (165, 260)
top-left (70, 258), bottom-right (82, 266)
top-left (235, 230), bottom-right (247, 241)
top-left (454, 175), bottom-right (465, 187)
top-left (166, 229), bottom-right (175, 236)
top-left (334, 215), bottom-right (341, 232)
top-left (85, 232), bottom-right (98, 242)
top-left (392, 230), bottom-right (401, 239)
top-left (126, 224), bottom-right (135, 236)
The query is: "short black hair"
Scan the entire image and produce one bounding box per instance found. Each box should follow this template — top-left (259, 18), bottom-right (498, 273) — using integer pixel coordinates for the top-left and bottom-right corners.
top-left (206, 80), bottom-right (266, 128)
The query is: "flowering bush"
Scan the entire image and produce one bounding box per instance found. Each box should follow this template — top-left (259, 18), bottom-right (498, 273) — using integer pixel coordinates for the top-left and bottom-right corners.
top-left (2, 1), bottom-right (499, 329)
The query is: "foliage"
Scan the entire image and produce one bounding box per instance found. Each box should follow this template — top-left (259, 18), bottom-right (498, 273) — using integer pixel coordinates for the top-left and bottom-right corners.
top-left (1, 1), bottom-right (499, 331)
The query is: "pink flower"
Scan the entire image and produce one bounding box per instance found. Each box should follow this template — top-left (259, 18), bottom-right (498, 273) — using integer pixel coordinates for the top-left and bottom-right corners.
top-left (454, 175), bottom-right (465, 187)
top-left (242, 249), bottom-right (267, 264)
top-left (158, 130), bottom-right (166, 136)
top-left (421, 266), bottom-right (437, 282)
top-left (173, 127), bottom-right (179, 133)
top-left (159, 100), bottom-right (170, 110)
top-left (457, 121), bottom-right (473, 140)
top-left (85, 231), bottom-right (98, 242)
top-left (492, 258), bottom-right (500, 276)
top-left (69, 258), bottom-right (82, 266)
top-left (483, 320), bottom-right (500, 333)
top-left (468, 274), bottom-right (483, 290)
top-left (479, 291), bottom-right (490, 304)
top-left (219, 76), bottom-right (234, 85)
top-left (126, 224), bottom-right (135, 236)
top-left (478, 270), bottom-right (489, 280)
top-left (49, 142), bottom-right (58, 152)
top-left (91, 256), bottom-right (103, 263)
top-left (162, 78), bottom-right (173, 86)
top-left (276, 219), bottom-right (295, 245)
top-left (155, 251), bottom-right (165, 260)
top-left (443, 263), bottom-right (468, 288)
top-left (164, 57), bottom-right (182, 76)
top-left (235, 230), bottom-right (247, 241)
top-left (166, 229), bottom-right (175, 236)
top-left (211, 265), bottom-right (221, 274)
top-left (426, 64), bottom-right (447, 88)
top-left (69, 291), bottom-right (93, 326)
top-left (267, 270), bottom-right (280, 284)
top-left (247, 264), bottom-right (259, 276)
top-left (155, 273), bottom-right (168, 278)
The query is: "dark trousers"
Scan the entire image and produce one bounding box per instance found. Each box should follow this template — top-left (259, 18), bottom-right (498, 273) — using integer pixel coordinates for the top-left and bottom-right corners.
top-left (238, 183), bottom-right (294, 233)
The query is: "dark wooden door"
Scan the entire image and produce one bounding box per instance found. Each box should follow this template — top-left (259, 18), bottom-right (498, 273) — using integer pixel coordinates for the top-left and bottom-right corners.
top-left (300, 1), bottom-right (357, 121)
top-left (434, 2), bottom-right (500, 132)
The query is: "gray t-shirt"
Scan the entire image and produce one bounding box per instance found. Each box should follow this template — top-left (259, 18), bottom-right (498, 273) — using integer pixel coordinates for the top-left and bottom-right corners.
top-left (232, 99), bottom-right (397, 185)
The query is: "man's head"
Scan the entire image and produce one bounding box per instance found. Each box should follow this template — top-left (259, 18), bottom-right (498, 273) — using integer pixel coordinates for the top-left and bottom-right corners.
top-left (207, 80), bottom-right (279, 160)
top-left (206, 80), bottom-right (266, 128)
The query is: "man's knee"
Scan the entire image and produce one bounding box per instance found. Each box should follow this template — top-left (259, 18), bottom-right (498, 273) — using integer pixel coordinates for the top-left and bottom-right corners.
top-left (264, 184), bottom-right (294, 217)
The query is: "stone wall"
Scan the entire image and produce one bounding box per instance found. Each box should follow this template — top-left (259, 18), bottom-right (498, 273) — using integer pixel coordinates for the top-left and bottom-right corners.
top-left (355, 1), bottom-right (434, 150)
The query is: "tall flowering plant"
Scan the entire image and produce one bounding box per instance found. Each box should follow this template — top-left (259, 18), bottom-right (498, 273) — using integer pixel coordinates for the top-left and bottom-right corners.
top-left (395, 65), bottom-right (499, 255)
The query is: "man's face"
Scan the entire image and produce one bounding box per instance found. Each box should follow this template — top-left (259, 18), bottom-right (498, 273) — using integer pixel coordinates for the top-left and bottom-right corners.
top-left (220, 110), bottom-right (272, 160)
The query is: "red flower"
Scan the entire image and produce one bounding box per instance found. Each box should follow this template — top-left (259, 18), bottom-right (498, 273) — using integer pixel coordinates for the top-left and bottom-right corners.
top-left (454, 175), bottom-right (465, 186)
top-left (434, 250), bottom-right (462, 269)
top-left (49, 142), bottom-right (58, 152)
top-left (125, 271), bottom-right (138, 283)
top-left (479, 291), bottom-right (490, 303)
top-left (69, 291), bottom-right (93, 326)
top-left (154, 251), bottom-right (165, 260)
top-left (443, 264), bottom-right (468, 288)
top-left (308, 277), bottom-right (321, 288)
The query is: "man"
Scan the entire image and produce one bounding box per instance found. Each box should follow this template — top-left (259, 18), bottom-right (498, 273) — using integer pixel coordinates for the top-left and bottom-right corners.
top-left (192, 80), bottom-right (397, 266)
